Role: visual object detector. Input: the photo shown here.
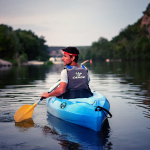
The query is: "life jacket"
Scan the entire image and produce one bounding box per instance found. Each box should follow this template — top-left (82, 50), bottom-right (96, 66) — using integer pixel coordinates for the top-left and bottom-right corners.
top-left (57, 64), bottom-right (92, 99)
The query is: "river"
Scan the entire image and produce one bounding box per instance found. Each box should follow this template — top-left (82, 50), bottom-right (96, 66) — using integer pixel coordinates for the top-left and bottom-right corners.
top-left (0, 61), bottom-right (150, 150)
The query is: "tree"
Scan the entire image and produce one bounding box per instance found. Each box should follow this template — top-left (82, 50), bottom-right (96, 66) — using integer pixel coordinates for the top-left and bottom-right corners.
top-left (0, 24), bottom-right (21, 59)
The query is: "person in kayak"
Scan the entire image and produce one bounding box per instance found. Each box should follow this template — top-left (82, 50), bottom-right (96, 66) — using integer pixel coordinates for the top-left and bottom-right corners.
top-left (41, 47), bottom-right (92, 99)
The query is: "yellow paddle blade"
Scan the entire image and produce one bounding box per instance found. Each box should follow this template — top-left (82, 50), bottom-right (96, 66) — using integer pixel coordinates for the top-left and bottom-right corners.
top-left (14, 103), bottom-right (37, 122)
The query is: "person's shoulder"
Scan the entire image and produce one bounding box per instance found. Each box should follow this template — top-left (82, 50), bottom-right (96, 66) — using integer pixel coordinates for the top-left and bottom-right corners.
top-left (61, 69), bottom-right (67, 74)
top-left (60, 68), bottom-right (68, 83)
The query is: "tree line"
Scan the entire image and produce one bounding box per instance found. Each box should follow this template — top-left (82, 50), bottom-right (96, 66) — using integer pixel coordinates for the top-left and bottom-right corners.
top-left (0, 24), bottom-right (49, 64)
top-left (79, 19), bottom-right (150, 61)
top-left (79, 4), bottom-right (150, 61)
top-left (1, 3), bottom-right (150, 65)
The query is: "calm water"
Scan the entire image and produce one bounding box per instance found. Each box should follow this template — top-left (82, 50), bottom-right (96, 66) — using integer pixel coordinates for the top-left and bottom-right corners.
top-left (0, 62), bottom-right (150, 150)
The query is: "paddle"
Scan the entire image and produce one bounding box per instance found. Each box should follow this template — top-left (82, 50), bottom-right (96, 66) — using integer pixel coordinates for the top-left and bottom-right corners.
top-left (14, 60), bottom-right (89, 122)
top-left (14, 80), bottom-right (61, 122)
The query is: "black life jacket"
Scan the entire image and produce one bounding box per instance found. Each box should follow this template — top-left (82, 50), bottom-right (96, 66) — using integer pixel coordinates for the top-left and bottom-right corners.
top-left (57, 65), bottom-right (92, 99)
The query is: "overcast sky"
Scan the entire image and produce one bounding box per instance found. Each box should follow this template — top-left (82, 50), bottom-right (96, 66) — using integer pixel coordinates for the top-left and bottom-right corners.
top-left (0, 0), bottom-right (149, 46)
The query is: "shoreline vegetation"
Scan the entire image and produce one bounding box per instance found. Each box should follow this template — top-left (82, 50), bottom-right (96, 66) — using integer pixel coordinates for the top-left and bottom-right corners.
top-left (0, 59), bottom-right (12, 67)
top-left (78, 4), bottom-right (150, 62)
top-left (0, 59), bottom-right (53, 67)
top-left (0, 24), bottom-right (50, 66)
top-left (1, 4), bottom-right (150, 67)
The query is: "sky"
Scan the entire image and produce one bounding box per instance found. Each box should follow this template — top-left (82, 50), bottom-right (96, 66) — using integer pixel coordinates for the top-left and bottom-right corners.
top-left (0, 0), bottom-right (150, 46)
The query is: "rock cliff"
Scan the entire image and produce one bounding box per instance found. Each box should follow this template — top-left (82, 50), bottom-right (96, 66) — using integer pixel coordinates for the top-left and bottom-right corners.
top-left (141, 3), bottom-right (150, 35)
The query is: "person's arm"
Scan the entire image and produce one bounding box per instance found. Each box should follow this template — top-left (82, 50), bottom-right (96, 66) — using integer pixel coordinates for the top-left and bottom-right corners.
top-left (41, 82), bottom-right (67, 99)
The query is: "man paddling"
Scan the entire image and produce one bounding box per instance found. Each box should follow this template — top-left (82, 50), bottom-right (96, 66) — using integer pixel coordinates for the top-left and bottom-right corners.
top-left (41, 47), bottom-right (92, 99)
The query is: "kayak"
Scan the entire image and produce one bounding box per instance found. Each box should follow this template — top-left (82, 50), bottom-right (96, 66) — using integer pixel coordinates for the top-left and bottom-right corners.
top-left (46, 91), bottom-right (112, 131)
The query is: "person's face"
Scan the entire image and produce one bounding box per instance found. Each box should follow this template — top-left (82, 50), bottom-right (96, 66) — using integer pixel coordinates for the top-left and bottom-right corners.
top-left (62, 54), bottom-right (74, 65)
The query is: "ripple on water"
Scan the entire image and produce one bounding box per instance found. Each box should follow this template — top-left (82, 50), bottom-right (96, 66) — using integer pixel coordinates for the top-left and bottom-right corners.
top-left (0, 110), bottom-right (15, 122)
top-left (0, 142), bottom-right (40, 150)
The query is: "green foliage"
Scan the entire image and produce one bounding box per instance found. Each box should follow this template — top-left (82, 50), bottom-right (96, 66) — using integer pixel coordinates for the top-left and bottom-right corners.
top-left (111, 19), bottom-right (150, 60)
top-left (0, 24), bottom-right (49, 64)
top-left (143, 4), bottom-right (150, 16)
top-left (77, 46), bottom-right (91, 60)
top-left (0, 24), bottom-right (21, 59)
top-left (44, 61), bottom-right (53, 66)
top-left (19, 53), bottom-right (28, 64)
top-left (79, 37), bottom-right (113, 61)
top-left (79, 13), bottom-right (150, 61)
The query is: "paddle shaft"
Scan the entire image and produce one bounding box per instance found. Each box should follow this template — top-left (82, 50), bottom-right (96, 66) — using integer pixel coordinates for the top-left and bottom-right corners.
top-left (40, 79), bottom-right (61, 101)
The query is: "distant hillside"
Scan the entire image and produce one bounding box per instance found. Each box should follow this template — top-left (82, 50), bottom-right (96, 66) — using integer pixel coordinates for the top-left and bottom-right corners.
top-left (79, 3), bottom-right (150, 61)
top-left (141, 3), bottom-right (150, 35)
top-left (110, 3), bottom-right (150, 60)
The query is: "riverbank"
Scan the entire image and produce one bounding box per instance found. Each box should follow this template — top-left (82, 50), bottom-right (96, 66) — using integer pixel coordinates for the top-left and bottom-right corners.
top-left (0, 59), bottom-right (48, 66)
top-left (0, 59), bottom-right (12, 67)
top-left (23, 60), bottom-right (44, 65)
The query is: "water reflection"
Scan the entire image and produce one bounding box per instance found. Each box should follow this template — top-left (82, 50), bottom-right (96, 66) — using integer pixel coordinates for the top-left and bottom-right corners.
top-left (43, 125), bottom-right (83, 150)
top-left (0, 66), bottom-right (12, 71)
top-left (46, 112), bottom-right (112, 150)
top-left (0, 65), bottom-right (51, 89)
top-left (14, 116), bottom-right (84, 149)
top-left (15, 118), bottom-right (35, 131)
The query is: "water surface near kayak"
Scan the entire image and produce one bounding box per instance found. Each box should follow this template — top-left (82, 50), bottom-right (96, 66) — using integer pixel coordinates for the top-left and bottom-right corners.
top-left (0, 62), bottom-right (150, 150)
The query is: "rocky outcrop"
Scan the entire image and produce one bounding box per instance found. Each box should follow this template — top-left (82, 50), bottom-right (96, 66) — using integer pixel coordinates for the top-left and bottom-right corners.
top-left (0, 59), bottom-right (12, 67)
top-left (141, 3), bottom-right (150, 34)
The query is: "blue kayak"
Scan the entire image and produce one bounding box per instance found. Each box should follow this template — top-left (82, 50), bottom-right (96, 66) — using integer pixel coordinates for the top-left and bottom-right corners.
top-left (46, 91), bottom-right (112, 131)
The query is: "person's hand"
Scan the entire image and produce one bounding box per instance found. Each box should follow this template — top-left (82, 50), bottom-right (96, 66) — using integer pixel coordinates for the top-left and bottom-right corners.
top-left (41, 92), bottom-right (49, 99)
